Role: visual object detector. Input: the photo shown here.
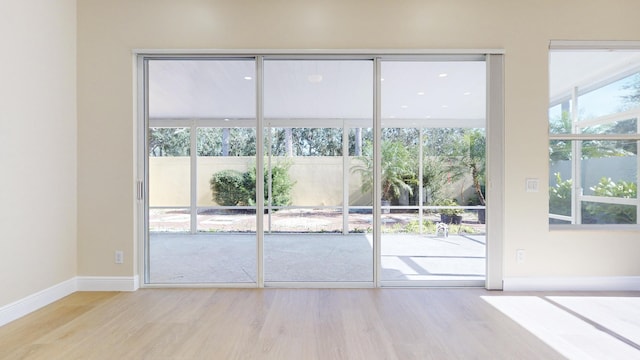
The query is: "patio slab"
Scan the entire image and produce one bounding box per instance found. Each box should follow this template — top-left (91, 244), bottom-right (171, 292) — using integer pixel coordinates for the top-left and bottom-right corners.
top-left (148, 233), bottom-right (486, 284)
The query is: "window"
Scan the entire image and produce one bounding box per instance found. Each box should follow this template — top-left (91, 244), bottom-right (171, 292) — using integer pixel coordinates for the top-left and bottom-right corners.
top-left (549, 45), bottom-right (640, 225)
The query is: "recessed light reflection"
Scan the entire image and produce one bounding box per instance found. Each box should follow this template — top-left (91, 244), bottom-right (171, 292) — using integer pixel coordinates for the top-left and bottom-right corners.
top-left (308, 74), bottom-right (323, 83)
top-left (439, 73), bottom-right (448, 78)
top-left (464, 92), bottom-right (471, 95)
top-left (441, 105), bottom-right (448, 108)
top-left (243, 76), bottom-right (252, 80)
top-left (417, 91), bottom-right (425, 96)
top-left (400, 105), bottom-right (408, 109)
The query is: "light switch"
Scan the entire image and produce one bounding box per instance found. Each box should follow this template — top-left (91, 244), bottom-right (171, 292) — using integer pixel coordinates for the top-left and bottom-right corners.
top-left (526, 178), bottom-right (539, 192)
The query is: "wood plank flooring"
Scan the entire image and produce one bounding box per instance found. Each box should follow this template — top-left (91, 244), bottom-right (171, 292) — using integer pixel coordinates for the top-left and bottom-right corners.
top-left (0, 288), bottom-right (637, 359)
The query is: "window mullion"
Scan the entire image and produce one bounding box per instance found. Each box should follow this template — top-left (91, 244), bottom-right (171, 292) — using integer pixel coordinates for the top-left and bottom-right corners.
top-left (190, 120), bottom-right (198, 233)
top-left (571, 86), bottom-right (581, 224)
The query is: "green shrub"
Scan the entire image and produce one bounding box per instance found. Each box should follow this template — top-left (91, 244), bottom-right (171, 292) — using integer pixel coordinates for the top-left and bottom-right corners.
top-left (584, 177), bottom-right (637, 224)
top-left (549, 172), bottom-right (572, 216)
top-left (264, 161), bottom-right (295, 206)
top-left (210, 170), bottom-right (251, 206)
top-left (590, 177), bottom-right (637, 198)
top-left (550, 174), bottom-right (638, 224)
top-left (434, 198), bottom-right (464, 216)
top-left (210, 161), bottom-right (295, 207)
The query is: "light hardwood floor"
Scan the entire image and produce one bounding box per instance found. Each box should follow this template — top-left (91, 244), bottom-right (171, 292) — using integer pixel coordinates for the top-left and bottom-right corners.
top-left (1, 288), bottom-right (638, 359)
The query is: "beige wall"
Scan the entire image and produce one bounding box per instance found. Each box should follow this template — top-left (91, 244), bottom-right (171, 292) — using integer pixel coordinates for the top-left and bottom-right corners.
top-left (0, 0), bottom-right (77, 306)
top-left (150, 156), bottom-right (370, 207)
top-left (151, 156), bottom-right (465, 207)
top-left (77, 0), bottom-right (640, 278)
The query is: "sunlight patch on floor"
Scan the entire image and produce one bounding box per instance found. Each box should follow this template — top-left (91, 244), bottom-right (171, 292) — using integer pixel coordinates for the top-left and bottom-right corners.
top-left (482, 296), bottom-right (640, 360)
top-left (548, 296), bottom-right (640, 346)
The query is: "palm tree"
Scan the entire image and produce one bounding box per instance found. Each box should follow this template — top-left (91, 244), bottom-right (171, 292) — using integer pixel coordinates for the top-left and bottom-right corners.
top-left (353, 140), bottom-right (416, 204)
top-left (449, 129), bottom-right (486, 206)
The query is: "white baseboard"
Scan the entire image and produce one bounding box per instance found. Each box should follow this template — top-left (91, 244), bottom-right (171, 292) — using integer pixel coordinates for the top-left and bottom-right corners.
top-left (503, 276), bottom-right (640, 291)
top-left (0, 277), bottom-right (77, 327)
top-left (77, 275), bottom-right (140, 292)
top-left (0, 276), bottom-right (140, 327)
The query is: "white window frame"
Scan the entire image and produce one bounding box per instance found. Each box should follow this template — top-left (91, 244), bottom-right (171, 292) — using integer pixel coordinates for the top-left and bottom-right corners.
top-left (549, 41), bottom-right (640, 229)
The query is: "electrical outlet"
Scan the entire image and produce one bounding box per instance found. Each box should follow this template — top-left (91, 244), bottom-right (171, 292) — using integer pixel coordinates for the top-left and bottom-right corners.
top-left (516, 249), bottom-right (526, 264)
top-left (115, 250), bottom-right (124, 264)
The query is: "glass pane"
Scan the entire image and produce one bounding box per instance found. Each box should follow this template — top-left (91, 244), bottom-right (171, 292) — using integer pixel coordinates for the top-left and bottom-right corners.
top-left (348, 127), bottom-right (374, 234)
top-left (549, 140), bottom-right (638, 225)
top-left (581, 140), bottom-right (637, 195)
top-left (269, 128), bottom-right (343, 156)
top-left (549, 139), bottom-right (572, 164)
top-left (549, 103), bottom-right (562, 125)
top-left (197, 127), bottom-right (257, 208)
top-left (266, 127), bottom-right (343, 209)
top-left (380, 61), bottom-right (486, 121)
top-left (549, 50), bottom-right (640, 226)
top-left (197, 209), bottom-right (257, 233)
top-left (263, 59), bottom-right (374, 282)
top-left (197, 128), bottom-right (257, 157)
top-left (581, 118), bottom-right (638, 135)
top-left (550, 51), bottom-right (640, 124)
top-left (149, 60), bottom-right (256, 119)
top-left (549, 171), bottom-right (572, 217)
top-left (148, 127), bottom-right (191, 210)
top-left (578, 74), bottom-right (640, 121)
top-left (549, 107), bottom-right (571, 135)
top-left (149, 127), bottom-right (190, 157)
top-left (582, 202), bottom-right (637, 224)
top-left (349, 127), bottom-right (373, 207)
top-left (264, 60), bottom-right (373, 120)
top-left (148, 59), bottom-right (257, 284)
top-left (380, 60), bottom-right (486, 283)
top-left (197, 126), bottom-right (257, 234)
top-left (149, 208), bottom-right (190, 232)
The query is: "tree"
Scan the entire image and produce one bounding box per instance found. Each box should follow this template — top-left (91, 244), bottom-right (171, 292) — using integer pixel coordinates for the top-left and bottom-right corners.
top-left (549, 110), bottom-right (634, 163)
top-left (421, 155), bottom-right (452, 204)
top-left (549, 111), bottom-right (573, 164)
top-left (461, 129), bottom-right (486, 206)
top-left (622, 73), bottom-right (640, 106)
top-left (149, 128), bottom-right (190, 156)
top-left (353, 140), bottom-right (416, 203)
top-left (197, 128), bottom-right (256, 156)
top-left (269, 128), bottom-right (343, 156)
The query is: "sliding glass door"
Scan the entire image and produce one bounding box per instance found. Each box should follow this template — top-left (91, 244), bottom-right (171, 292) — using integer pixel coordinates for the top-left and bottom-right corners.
top-left (262, 59), bottom-right (374, 284)
top-left (141, 54), bottom-right (494, 287)
top-left (379, 60), bottom-right (487, 286)
top-left (146, 59), bottom-right (257, 284)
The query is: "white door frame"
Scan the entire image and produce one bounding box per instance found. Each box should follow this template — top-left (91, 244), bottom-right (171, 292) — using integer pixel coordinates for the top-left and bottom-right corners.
top-left (134, 50), bottom-right (505, 290)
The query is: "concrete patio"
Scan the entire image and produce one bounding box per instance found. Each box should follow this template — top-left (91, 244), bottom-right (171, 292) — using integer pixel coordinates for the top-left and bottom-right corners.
top-left (148, 232), bottom-right (486, 284)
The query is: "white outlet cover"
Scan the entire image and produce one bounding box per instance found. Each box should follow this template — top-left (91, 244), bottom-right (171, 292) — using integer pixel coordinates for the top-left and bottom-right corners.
top-left (115, 251), bottom-right (124, 264)
top-left (525, 178), bottom-right (539, 192)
